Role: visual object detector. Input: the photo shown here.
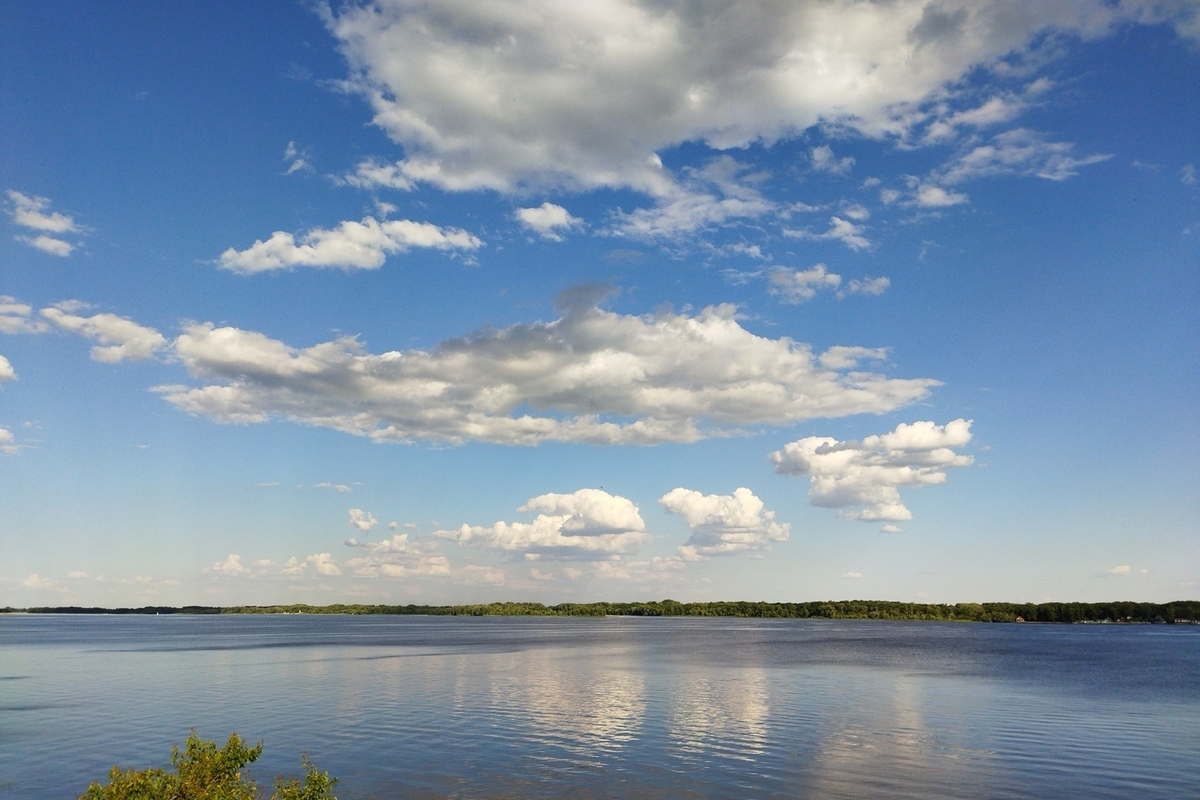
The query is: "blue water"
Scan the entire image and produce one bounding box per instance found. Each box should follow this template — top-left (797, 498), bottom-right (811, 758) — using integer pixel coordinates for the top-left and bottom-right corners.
top-left (1, 615), bottom-right (1197, 799)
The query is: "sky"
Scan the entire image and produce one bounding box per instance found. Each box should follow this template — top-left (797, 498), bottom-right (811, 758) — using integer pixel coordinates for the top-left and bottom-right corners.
top-left (1, 0), bottom-right (1197, 608)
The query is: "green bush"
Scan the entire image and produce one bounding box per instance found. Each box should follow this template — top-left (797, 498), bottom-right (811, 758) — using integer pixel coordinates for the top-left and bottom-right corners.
top-left (79, 732), bottom-right (336, 800)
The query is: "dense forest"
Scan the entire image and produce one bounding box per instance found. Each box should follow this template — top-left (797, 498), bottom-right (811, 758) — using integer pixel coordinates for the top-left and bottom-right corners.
top-left (6, 599), bottom-right (1199, 623)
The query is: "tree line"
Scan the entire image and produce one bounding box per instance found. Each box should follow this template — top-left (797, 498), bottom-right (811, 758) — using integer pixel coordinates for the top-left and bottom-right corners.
top-left (7, 599), bottom-right (1199, 623)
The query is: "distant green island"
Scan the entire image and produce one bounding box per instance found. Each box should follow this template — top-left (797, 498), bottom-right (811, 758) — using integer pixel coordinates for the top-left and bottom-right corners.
top-left (4, 600), bottom-right (1198, 623)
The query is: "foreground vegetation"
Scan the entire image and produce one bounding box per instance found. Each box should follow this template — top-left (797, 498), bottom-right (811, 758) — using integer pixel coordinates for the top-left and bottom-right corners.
top-left (79, 732), bottom-right (336, 800)
top-left (9, 599), bottom-right (1199, 623)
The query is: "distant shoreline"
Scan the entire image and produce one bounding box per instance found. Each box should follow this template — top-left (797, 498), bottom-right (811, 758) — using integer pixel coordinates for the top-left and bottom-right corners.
top-left (3, 600), bottom-right (1198, 623)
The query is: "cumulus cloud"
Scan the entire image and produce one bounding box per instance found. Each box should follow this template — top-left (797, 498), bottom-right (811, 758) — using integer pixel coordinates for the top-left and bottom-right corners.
top-left (344, 534), bottom-right (451, 578)
top-left (768, 264), bottom-right (841, 302)
top-left (324, 1), bottom-right (1184, 194)
top-left (914, 184), bottom-right (969, 207)
top-left (0, 355), bottom-right (14, 385)
top-left (770, 419), bottom-right (974, 522)
top-left (205, 554), bottom-right (251, 577)
top-left (936, 128), bottom-right (1111, 185)
top-left (660, 487), bottom-right (789, 558)
top-left (1106, 564), bottom-right (1131, 576)
top-left (0, 296), bottom-right (48, 334)
top-left (217, 216), bottom-right (482, 273)
top-left (811, 145), bottom-right (854, 175)
top-left (515, 202), bottom-right (582, 241)
top-left (282, 552), bottom-right (342, 577)
top-left (437, 489), bottom-right (649, 559)
top-left (314, 482), bottom-right (352, 493)
top-left (41, 304), bottom-right (167, 363)
top-left (348, 508), bottom-right (378, 532)
top-left (785, 217), bottom-right (871, 250)
top-left (7, 191), bottom-right (82, 256)
top-left (157, 301), bottom-right (937, 445)
top-left (0, 426), bottom-right (23, 456)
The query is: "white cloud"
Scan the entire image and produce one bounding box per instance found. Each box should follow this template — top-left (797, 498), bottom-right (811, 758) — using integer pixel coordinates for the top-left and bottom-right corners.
top-left (348, 508), bottom-right (378, 532)
top-left (283, 141), bottom-right (313, 174)
top-left (437, 489), bottom-right (649, 559)
top-left (324, 1), bottom-right (1180, 194)
top-left (914, 184), bottom-right (969, 207)
top-left (591, 554), bottom-right (691, 581)
top-left (515, 202), bottom-right (582, 241)
top-left (840, 276), bottom-right (891, 297)
top-left (0, 425), bottom-right (23, 456)
top-left (7, 191), bottom-right (79, 233)
top-left (768, 264), bottom-right (841, 303)
top-left (817, 346), bottom-right (888, 371)
top-left (1105, 564), bottom-right (1131, 576)
top-left (20, 235), bottom-right (74, 257)
top-left (785, 217), bottom-right (871, 251)
top-left (936, 128), bottom-right (1110, 185)
top-left (0, 296), bottom-right (48, 334)
top-left (841, 571), bottom-right (863, 579)
top-left (314, 482), bottom-right (352, 493)
top-left (921, 93), bottom-right (1026, 143)
top-left (770, 419), bottom-right (974, 521)
top-left (1183, 164), bottom-right (1196, 185)
top-left (530, 568), bottom-right (554, 581)
top-left (612, 156), bottom-right (775, 238)
top-left (217, 216), bottom-right (482, 273)
top-left (158, 301), bottom-right (937, 445)
top-left (660, 487), bottom-right (789, 558)
top-left (21, 573), bottom-right (63, 591)
top-left (0, 355), bottom-right (14, 384)
top-left (811, 145), bottom-right (854, 175)
top-left (342, 159), bottom-right (417, 191)
top-left (344, 534), bottom-right (451, 578)
top-left (841, 203), bottom-right (870, 221)
top-left (881, 524), bottom-right (902, 533)
top-left (282, 552), bottom-right (342, 577)
top-left (8, 191), bottom-right (82, 256)
top-left (205, 554), bottom-right (251, 577)
top-left (458, 565), bottom-right (506, 585)
top-left (41, 304), bottom-right (167, 363)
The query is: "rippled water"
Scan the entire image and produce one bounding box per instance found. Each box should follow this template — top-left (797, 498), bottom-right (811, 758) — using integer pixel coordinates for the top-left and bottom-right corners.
top-left (1, 615), bottom-right (1197, 799)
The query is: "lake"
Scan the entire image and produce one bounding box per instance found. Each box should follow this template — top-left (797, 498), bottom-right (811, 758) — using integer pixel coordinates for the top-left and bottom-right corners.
top-left (1, 615), bottom-right (1197, 799)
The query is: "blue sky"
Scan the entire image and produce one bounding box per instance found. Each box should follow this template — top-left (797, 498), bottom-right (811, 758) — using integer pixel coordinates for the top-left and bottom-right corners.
top-left (1, 1), bottom-right (1196, 607)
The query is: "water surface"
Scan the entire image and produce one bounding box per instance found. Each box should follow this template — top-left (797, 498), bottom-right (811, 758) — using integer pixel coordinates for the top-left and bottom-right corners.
top-left (1, 615), bottom-right (1196, 798)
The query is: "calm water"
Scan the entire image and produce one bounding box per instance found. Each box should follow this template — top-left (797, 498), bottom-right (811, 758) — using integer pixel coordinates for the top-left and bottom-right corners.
top-left (1, 615), bottom-right (1197, 799)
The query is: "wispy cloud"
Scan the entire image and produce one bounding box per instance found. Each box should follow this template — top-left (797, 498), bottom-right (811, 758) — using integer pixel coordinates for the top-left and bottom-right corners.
top-left (217, 217), bottom-right (482, 273)
top-left (7, 191), bottom-right (84, 256)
